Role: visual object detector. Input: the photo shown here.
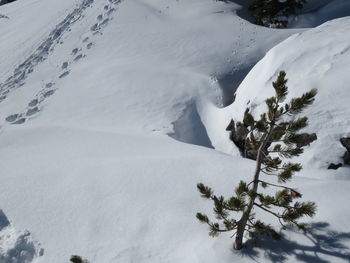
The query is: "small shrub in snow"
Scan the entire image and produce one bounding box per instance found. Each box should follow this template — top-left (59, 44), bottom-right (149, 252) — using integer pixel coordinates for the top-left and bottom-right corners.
top-left (196, 71), bottom-right (317, 250)
top-left (249, 0), bottom-right (308, 27)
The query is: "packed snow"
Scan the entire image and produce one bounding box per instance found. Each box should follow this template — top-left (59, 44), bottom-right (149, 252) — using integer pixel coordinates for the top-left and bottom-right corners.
top-left (0, 0), bottom-right (349, 262)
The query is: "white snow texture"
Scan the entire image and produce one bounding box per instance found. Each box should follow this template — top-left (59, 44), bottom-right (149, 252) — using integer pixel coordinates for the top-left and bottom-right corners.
top-left (0, 0), bottom-right (350, 263)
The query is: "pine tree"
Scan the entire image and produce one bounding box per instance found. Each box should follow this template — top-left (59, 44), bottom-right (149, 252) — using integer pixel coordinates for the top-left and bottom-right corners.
top-left (196, 71), bottom-right (317, 250)
top-left (249, 0), bottom-right (308, 27)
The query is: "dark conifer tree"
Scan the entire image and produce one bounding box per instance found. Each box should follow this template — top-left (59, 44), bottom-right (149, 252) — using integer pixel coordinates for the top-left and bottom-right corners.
top-left (196, 71), bottom-right (317, 250)
top-left (249, 0), bottom-right (308, 27)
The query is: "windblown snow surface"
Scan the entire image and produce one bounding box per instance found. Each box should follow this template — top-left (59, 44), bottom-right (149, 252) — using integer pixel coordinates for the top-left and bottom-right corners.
top-left (0, 0), bottom-right (350, 262)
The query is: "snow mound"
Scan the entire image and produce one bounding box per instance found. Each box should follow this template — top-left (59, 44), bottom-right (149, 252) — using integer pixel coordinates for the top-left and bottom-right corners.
top-left (0, 210), bottom-right (43, 263)
top-left (226, 17), bottom-right (350, 172)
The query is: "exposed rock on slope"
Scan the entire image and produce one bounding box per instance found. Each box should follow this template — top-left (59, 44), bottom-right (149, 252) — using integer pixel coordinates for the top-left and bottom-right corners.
top-left (341, 137), bottom-right (350, 165)
top-left (225, 17), bottom-right (350, 171)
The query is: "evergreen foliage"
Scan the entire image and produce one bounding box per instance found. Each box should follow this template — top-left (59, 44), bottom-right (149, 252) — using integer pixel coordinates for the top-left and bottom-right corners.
top-left (249, 0), bottom-right (308, 27)
top-left (196, 71), bottom-right (317, 250)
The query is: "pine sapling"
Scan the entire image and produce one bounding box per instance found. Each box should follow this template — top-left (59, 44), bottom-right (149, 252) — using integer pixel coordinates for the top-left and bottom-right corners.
top-left (196, 71), bottom-right (317, 250)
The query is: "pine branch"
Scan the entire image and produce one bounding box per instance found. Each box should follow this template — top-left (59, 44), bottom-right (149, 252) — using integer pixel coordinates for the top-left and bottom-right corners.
top-left (198, 71), bottom-right (317, 250)
top-left (197, 183), bottom-right (213, 199)
top-left (258, 180), bottom-right (301, 197)
top-left (254, 202), bottom-right (282, 218)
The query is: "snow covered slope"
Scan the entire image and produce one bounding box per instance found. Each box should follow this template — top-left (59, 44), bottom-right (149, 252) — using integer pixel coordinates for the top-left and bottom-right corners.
top-left (225, 17), bottom-right (350, 174)
top-left (0, 0), bottom-right (350, 263)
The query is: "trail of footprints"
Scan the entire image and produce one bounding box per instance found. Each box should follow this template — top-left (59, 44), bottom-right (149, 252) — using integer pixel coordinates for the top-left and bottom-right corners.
top-left (5, 0), bottom-right (122, 125)
top-left (0, 0), bottom-right (95, 104)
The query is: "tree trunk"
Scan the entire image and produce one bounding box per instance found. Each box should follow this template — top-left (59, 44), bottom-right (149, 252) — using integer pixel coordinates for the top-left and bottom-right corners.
top-left (233, 127), bottom-right (274, 250)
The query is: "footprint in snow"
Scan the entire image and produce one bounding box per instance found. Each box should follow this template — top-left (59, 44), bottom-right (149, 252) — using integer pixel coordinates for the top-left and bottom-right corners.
top-left (26, 107), bottom-right (39, 117)
top-left (13, 118), bottom-right (26, 125)
top-left (90, 23), bottom-right (99, 32)
top-left (43, 89), bottom-right (55, 98)
top-left (61, 62), bottom-right (69, 70)
top-left (28, 99), bottom-right (39, 107)
top-left (59, 71), bottom-right (70, 78)
top-left (74, 54), bottom-right (84, 62)
top-left (5, 114), bottom-right (19, 123)
top-left (107, 8), bottom-right (116, 16)
top-left (72, 48), bottom-right (79, 56)
top-left (46, 82), bottom-right (54, 89)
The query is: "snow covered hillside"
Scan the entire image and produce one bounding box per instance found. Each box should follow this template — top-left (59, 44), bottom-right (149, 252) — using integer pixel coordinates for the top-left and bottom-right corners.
top-left (224, 17), bottom-right (350, 173)
top-left (0, 0), bottom-right (349, 262)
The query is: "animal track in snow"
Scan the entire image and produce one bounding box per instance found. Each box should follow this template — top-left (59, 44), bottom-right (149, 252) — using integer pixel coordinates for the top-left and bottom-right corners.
top-left (5, 82), bottom-right (57, 124)
top-left (87, 42), bottom-right (94, 49)
top-left (0, 0), bottom-right (95, 104)
top-left (59, 71), bottom-right (70, 78)
top-left (3, 0), bottom-right (123, 126)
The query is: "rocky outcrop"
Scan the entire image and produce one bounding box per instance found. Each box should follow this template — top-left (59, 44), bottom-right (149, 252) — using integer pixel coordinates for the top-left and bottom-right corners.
top-left (0, 209), bottom-right (10, 230)
top-left (226, 119), bottom-right (262, 160)
top-left (328, 163), bottom-right (343, 170)
top-left (226, 119), bottom-right (317, 161)
top-left (226, 120), bottom-right (250, 157)
top-left (327, 137), bottom-right (350, 170)
top-left (295, 133), bottom-right (317, 148)
top-left (340, 137), bottom-right (350, 165)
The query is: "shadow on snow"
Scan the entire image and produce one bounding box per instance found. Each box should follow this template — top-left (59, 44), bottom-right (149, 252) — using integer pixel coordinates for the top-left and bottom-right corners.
top-left (238, 222), bottom-right (350, 263)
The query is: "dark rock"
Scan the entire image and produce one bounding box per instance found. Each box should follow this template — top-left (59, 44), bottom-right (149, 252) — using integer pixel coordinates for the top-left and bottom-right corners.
top-left (0, 209), bottom-right (10, 230)
top-left (225, 119), bottom-right (235, 131)
top-left (343, 152), bottom-right (350, 165)
top-left (70, 255), bottom-right (89, 263)
top-left (70, 255), bottom-right (83, 263)
top-left (227, 119), bottom-right (251, 157)
top-left (226, 119), bottom-right (261, 160)
top-left (328, 163), bottom-right (343, 170)
top-left (226, 117), bottom-right (317, 161)
top-left (340, 137), bottom-right (350, 165)
top-left (296, 133), bottom-right (317, 148)
top-left (340, 137), bottom-right (350, 151)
